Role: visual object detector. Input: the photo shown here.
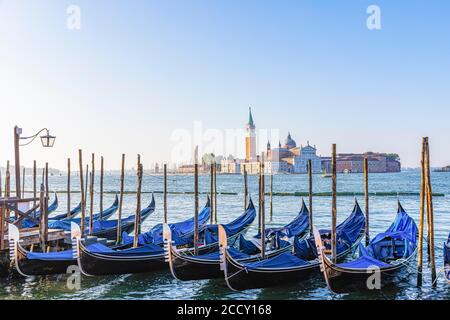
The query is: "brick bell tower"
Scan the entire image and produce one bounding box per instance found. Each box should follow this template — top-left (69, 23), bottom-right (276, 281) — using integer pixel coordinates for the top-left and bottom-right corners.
top-left (245, 107), bottom-right (256, 161)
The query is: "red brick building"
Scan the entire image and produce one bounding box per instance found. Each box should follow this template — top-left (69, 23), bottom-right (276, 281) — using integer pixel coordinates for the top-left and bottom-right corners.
top-left (321, 152), bottom-right (401, 173)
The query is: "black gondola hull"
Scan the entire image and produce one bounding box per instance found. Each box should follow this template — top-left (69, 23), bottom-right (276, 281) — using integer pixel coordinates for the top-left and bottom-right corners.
top-left (78, 244), bottom-right (167, 276)
top-left (171, 245), bottom-right (291, 281)
top-left (15, 245), bottom-right (76, 276)
top-left (17, 258), bottom-right (76, 276)
top-left (171, 254), bottom-right (223, 280)
top-left (224, 256), bottom-right (319, 290)
top-left (322, 253), bottom-right (415, 293)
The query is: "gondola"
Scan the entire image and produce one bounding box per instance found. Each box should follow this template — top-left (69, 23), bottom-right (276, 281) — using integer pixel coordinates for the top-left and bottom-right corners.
top-left (121, 196), bottom-right (211, 247)
top-left (20, 193), bottom-right (59, 227)
top-left (46, 195), bottom-right (119, 232)
top-left (76, 198), bottom-right (211, 276)
top-left (8, 195), bottom-right (155, 277)
top-left (21, 199), bottom-right (80, 228)
top-left (445, 233), bottom-right (450, 284)
top-left (50, 201), bottom-right (82, 220)
top-left (316, 201), bottom-right (418, 293)
top-left (220, 199), bottom-right (366, 291)
top-left (167, 199), bottom-right (310, 281)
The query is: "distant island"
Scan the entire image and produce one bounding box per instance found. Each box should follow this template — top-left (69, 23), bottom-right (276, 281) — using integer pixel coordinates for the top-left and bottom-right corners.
top-left (434, 166), bottom-right (450, 172)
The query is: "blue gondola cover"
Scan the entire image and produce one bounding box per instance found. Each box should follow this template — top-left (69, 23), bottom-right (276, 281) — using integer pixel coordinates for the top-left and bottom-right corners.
top-left (335, 202), bottom-right (418, 270)
top-left (122, 201), bottom-right (211, 246)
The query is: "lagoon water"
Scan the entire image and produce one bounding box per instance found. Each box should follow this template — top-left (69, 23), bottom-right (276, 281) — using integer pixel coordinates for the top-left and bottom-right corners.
top-left (1, 171), bottom-right (449, 300)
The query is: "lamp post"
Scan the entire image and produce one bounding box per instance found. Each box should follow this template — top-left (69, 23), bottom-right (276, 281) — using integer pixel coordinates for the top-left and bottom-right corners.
top-left (14, 126), bottom-right (56, 198)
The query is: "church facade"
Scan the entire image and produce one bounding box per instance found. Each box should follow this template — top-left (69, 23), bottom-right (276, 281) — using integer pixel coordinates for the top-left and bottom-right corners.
top-left (222, 108), bottom-right (322, 174)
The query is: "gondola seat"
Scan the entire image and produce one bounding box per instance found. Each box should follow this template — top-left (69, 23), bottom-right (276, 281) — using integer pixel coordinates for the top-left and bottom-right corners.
top-left (194, 247), bottom-right (250, 261)
top-left (86, 242), bottom-right (164, 256)
top-left (242, 252), bottom-right (308, 270)
top-left (27, 249), bottom-right (74, 261)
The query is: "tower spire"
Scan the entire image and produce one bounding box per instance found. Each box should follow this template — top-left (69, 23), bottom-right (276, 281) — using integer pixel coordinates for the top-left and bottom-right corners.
top-left (248, 107), bottom-right (254, 127)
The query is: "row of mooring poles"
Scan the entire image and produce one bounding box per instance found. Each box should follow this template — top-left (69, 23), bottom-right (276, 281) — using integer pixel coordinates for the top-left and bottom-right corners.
top-left (417, 137), bottom-right (437, 287)
top-left (329, 146), bottom-right (370, 262)
top-left (74, 151), bottom-right (107, 239)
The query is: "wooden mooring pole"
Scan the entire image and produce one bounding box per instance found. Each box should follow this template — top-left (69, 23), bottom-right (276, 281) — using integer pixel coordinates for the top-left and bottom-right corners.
top-left (210, 163), bottom-right (214, 224)
top-left (424, 137), bottom-right (437, 286)
top-left (260, 154), bottom-right (266, 259)
top-left (269, 168), bottom-right (273, 222)
top-left (214, 161), bottom-right (217, 224)
top-left (164, 163), bottom-right (168, 224)
top-left (89, 154), bottom-right (95, 236)
top-left (22, 167), bottom-right (25, 198)
top-left (84, 164), bottom-right (89, 208)
top-left (78, 150), bottom-right (86, 238)
top-left (67, 158), bottom-right (71, 217)
top-left (133, 163), bottom-right (143, 248)
top-left (258, 161), bottom-right (261, 234)
top-left (417, 137), bottom-right (426, 287)
top-left (45, 163), bottom-right (49, 201)
top-left (33, 160), bottom-right (36, 218)
top-left (100, 156), bottom-right (104, 216)
top-left (39, 183), bottom-right (48, 251)
top-left (116, 154), bottom-right (125, 244)
top-left (364, 157), bottom-right (369, 246)
top-left (331, 144), bottom-right (337, 264)
top-left (308, 159), bottom-right (313, 236)
top-left (243, 164), bottom-right (248, 211)
top-left (194, 157), bottom-right (199, 255)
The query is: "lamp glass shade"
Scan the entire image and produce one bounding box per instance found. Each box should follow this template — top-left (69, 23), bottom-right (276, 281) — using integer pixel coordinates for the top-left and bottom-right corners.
top-left (40, 134), bottom-right (56, 147)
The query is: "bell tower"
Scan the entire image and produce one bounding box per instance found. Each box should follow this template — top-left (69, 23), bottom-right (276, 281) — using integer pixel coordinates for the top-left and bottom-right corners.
top-left (245, 107), bottom-right (256, 161)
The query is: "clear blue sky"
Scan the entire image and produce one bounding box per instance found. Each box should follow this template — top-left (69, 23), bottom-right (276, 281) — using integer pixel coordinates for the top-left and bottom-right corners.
top-left (1, 0), bottom-right (449, 169)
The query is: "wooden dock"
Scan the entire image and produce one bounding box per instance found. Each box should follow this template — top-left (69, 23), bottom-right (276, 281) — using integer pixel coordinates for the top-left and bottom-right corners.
top-left (1, 227), bottom-right (66, 249)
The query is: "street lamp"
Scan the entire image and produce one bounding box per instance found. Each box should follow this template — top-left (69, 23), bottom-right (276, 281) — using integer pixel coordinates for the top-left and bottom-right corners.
top-left (14, 126), bottom-right (56, 198)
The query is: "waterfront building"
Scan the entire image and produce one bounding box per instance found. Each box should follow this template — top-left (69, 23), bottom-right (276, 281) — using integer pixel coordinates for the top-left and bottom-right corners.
top-left (321, 152), bottom-right (401, 173)
top-left (292, 142), bottom-right (322, 173)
